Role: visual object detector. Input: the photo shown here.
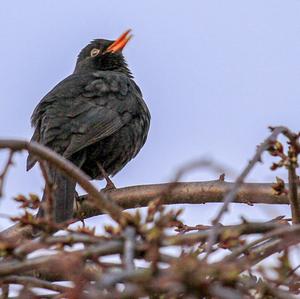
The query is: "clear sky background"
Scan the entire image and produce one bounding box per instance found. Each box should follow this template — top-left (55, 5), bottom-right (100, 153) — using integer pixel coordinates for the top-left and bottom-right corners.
top-left (0, 1), bottom-right (299, 230)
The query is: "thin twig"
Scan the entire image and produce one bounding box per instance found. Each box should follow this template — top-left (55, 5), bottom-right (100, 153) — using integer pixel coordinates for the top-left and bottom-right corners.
top-left (212, 126), bottom-right (287, 225)
top-left (13, 233), bottom-right (106, 258)
top-left (280, 127), bottom-right (300, 154)
top-left (204, 126), bottom-right (288, 258)
top-left (0, 240), bottom-right (123, 277)
top-left (164, 221), bottom-right (285, 247)
top-left (287, 147), bottom-right (300, 224)
top-left (0, 150), bottom-right (14, 197)
top-left (1, 275), bottom-right (70, 293)
top-left (223, 223), bottom-right (297, 262)
top-left (123, 226), bottom-right (136, 271)
top-left (8, 221), bottom-right (284, 270)
top-left (235, 225), bottom-right (300, 270)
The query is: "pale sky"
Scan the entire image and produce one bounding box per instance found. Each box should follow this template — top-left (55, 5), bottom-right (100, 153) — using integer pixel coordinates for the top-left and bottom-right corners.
top-left (0, 1), bottom-right (299, 229)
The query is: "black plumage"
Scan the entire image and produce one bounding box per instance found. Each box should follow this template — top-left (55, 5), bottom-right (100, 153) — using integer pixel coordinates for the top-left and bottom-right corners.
top-left (27, 31), bottom-right (150, 223)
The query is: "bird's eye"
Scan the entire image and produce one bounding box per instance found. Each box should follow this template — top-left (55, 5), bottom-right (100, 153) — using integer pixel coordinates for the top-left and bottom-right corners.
top-left (90, 48), bottom-right (101, 57)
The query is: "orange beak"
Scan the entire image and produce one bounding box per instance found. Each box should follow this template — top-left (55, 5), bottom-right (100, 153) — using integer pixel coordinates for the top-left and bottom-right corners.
top-left (105, 29), bottom-right (133, 53)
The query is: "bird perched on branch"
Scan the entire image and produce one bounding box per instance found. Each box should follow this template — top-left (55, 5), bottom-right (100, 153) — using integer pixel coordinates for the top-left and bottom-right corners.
top-left (27, 30), bottom-right (151, 223)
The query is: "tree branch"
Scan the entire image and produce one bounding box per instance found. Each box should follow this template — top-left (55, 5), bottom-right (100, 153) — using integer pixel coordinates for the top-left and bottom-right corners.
top-left (1, 181), bottom-right (295, 242)
top-left (76, 181), bottom-right (291, 220)
top-left (0, 139), bottom-right (124, 225)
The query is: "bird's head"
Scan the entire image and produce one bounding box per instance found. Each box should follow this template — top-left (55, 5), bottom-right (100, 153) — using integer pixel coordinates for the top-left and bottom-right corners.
top-left (74, 29), bottom-right (133, 76)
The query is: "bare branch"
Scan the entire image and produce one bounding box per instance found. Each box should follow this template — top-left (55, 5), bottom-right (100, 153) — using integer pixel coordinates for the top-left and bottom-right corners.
top-left (1, 181), bottom-right (294, 242)
top-left (0, 127), bottom-right (299, 298)
top-left (0, 139), bottom-right (125, 225)
top-left (75, 181), bottom-right (291, 219)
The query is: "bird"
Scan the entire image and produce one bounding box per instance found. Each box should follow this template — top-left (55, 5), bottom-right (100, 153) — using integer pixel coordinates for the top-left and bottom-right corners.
top-left (27, 30), bottom-right (151, 223)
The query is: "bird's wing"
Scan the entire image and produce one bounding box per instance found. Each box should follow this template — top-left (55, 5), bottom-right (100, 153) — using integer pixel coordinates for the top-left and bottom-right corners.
top-left (63, 71), bottom-right (140, 158)
top-left (62, 101), bottom-right (126, 158)
top-left (27, 71), bottom-right (140, 169)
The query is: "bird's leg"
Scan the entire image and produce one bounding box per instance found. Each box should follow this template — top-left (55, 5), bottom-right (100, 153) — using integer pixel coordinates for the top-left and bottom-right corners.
top-left (74, 190), bottom-right (86, 226)
top-left (96, 162), bottom-right (116, 190)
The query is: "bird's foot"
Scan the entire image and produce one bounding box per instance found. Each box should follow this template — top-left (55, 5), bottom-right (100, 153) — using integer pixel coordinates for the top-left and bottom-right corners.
top-left (97, 162), bottom-right (116, 191)
top-left (102, 177), bottom-right (116, 191)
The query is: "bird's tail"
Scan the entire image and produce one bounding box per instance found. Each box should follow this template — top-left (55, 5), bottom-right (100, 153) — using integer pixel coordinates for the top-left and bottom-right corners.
top-left (37, 166), bottom-right (76, 223)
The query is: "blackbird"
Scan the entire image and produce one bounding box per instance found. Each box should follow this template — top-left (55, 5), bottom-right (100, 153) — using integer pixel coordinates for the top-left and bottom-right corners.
top-left (27, 30), bottom-right (151, 223)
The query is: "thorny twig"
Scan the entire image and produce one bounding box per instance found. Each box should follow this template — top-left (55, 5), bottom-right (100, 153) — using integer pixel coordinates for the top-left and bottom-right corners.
top-left (205, 126), bottom-right (297, 259)
top-left (213, 127), bottom-right (289, 224)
